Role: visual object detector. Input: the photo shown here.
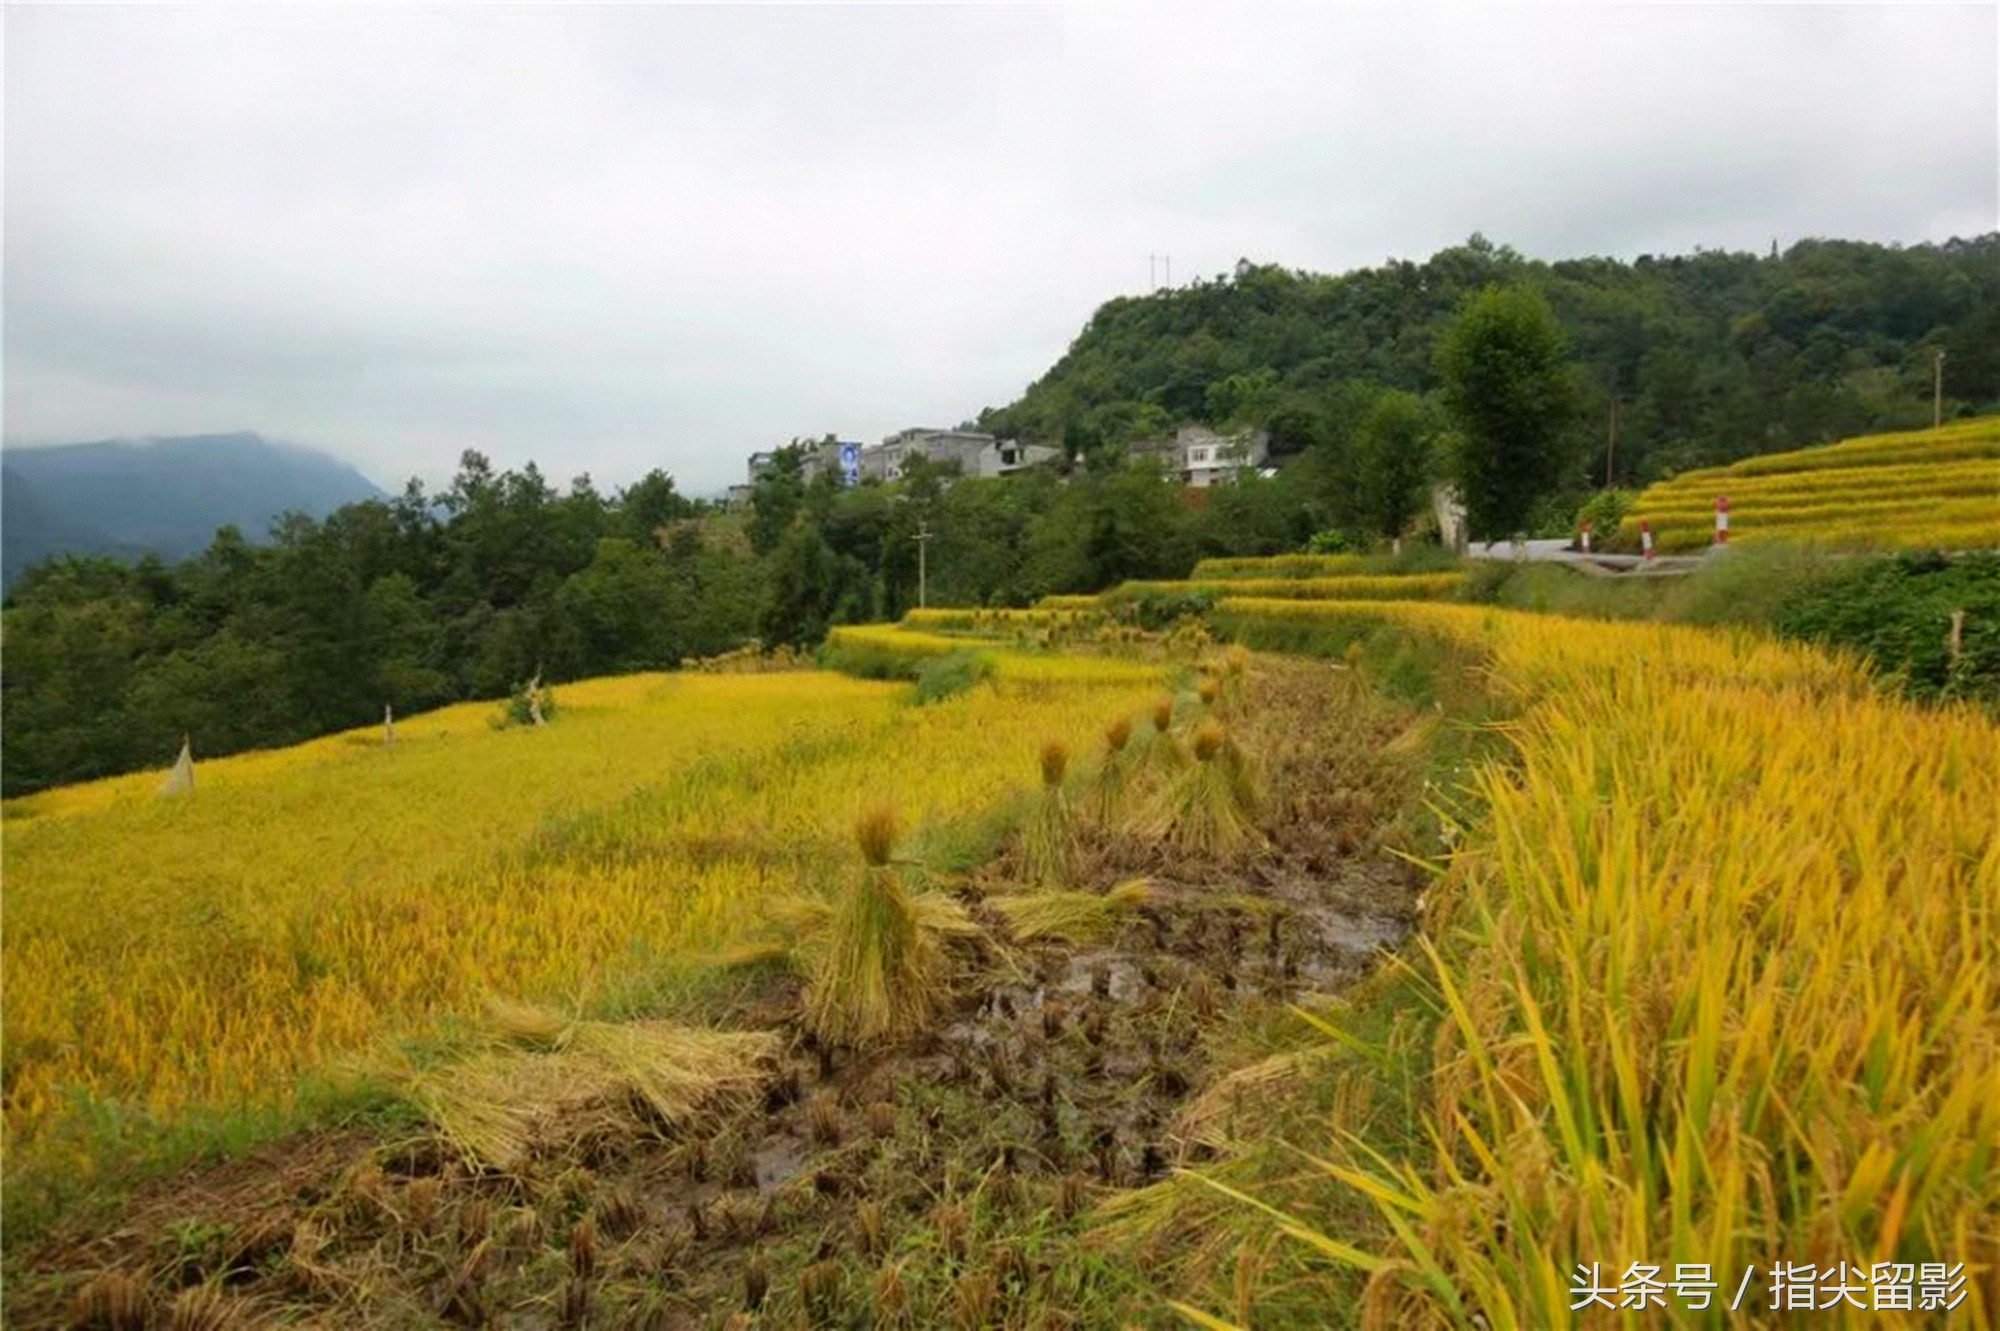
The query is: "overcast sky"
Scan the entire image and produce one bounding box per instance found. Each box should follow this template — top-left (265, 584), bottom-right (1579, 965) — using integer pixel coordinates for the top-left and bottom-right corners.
top-left (5, 4), bottom-right (1996, 497)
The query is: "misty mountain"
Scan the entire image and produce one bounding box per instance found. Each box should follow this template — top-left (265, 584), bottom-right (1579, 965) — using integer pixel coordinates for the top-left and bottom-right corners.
top-left (1, 432), bottom-right (385, 589)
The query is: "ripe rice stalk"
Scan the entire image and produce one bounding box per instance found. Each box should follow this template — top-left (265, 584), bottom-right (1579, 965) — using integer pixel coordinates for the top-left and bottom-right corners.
top-left (1085, 718), bottom-right (1138, 827)
top-left (71, 1271), bottom-right (151, 1330)
top-left (856, 802), bottom-right (900, 867)
top-left (1195, 596), bottom-right (2000, 1326)
top-left (484, 997), bottom-right (575, 1051)
top-left (993, 878), bottom-right (1155, 944)
top-left (395, 1019), bottom-right (780, 1170)
top-left (167, 1284), bottom-right (246, 1331)
top-left (1170, 1049), bottom-right (1335, 1151)
top-left (4, 660), bottom-right (1173, 1157)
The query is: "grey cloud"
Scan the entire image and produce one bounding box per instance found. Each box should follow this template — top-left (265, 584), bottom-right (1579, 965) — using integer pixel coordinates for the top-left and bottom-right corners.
top-left (5, 2), bottom-right (1994, 497)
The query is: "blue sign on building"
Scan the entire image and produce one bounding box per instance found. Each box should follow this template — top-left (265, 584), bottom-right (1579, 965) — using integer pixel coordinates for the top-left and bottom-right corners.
top-left (839, 442), bottom-right (861, 485)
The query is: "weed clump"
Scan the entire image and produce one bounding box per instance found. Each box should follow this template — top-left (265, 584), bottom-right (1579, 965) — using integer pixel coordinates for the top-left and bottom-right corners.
top-left (913, 651), bottom-right (992, 705)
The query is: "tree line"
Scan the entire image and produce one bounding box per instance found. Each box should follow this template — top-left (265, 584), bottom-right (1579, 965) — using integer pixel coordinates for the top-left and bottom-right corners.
top-left (6, 231), bottom-right (1994, 795)
top-left (0, 446), bottom-right (1336, 795)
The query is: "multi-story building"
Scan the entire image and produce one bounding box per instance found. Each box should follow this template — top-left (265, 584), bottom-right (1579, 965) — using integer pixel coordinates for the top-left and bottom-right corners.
top-left (862, 427), bottom-right (997, 480)
top-left (1177, 425), bottom-right (1270, 487)
top-left (977, 440), bottom-right (1061, 477)
top-left (1128, 425), bottom-right (1271, 487)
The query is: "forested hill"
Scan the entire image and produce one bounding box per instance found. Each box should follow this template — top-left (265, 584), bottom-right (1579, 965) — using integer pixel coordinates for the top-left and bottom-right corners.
top-left (978, 234), bottom-right (2000, 483)
top-left (1, 433), bottom-right (385, 588)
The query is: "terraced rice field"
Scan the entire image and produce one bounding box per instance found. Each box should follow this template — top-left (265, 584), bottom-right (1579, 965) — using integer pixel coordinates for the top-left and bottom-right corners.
top-left (1, 664), bottom-right (1163, 1170)
top-left (1197, 596), bottom-right (2000, 1325)
top-left (1621, 416), bottom-right (2000, 553)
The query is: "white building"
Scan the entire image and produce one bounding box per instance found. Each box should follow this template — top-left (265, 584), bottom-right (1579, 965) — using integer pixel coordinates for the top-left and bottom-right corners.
top-left (1129, 425), bottom-right (1270, 487)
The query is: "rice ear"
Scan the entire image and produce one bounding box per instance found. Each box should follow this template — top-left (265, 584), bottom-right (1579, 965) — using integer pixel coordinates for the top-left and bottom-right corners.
top-left (1040, 741), bottom-right (1069, 787)
top-left (856, 805), bottom-right (899, 866)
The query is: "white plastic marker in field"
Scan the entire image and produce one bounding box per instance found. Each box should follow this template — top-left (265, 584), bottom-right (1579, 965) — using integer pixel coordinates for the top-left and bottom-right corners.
top-left (1715, 495), bottom-right (1730, 546)
top-left (1640, 520), bottom-right (1655, 561)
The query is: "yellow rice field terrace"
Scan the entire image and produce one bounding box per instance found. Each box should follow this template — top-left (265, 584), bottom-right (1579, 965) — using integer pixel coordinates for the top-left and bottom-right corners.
top-left (1021, 559), bottom-right (1468, 616)
top-left (1621, 415), bottom-right (2000, 553)
top-left (1, 662), bottom-right (1164, 1163)
top-left (1202, 596), bottom-right (1999, 1324)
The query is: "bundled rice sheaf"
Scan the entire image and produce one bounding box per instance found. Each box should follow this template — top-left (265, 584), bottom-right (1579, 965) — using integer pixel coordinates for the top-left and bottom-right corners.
top-left (1135, 720), bottom-right (1262, 856)
top-left (755, 806), bottom-right (982, 1049)
top-left (1085, 717), bottom-right (1137, 828)
top-left (1019, 741), bottom-right (1080, 886)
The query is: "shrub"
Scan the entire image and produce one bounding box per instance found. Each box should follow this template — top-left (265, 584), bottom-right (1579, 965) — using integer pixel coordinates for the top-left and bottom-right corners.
top-left (1775, 550), bottom-right (2000, 705)
top-left (911, 651), bottom-right (992, 705)
top-left (1574, 488), bottom-right (1637, 542)
top-left (495, 678), bottom-right (557, 729)
top-left (1120, 587), bottom-right (1220, 631)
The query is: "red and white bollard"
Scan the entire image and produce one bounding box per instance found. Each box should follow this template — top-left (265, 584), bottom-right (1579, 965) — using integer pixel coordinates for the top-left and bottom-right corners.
top-left (1714, 495), bottom-right (1730, 546)
top-left (1640, 521), bottom-right (1655, 561)
top-left (1579, 519), bottom-right (1593, 554)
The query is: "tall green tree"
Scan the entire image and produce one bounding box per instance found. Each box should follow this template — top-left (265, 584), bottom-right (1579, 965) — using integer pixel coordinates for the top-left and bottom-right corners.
top-left (1353, 389), bottom-right (1440, 543)
top-left (1435, 284), bottom-right (1582, 540)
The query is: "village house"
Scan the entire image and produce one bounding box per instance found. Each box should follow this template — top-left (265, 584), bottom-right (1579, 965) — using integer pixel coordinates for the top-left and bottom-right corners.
top-left (1128, 425), bottom-right (1271, 487)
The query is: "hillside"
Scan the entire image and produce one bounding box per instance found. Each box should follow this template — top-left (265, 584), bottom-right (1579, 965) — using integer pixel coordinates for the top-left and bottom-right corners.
top-left (0, 432), bottom-right (385, 588)
top-left (977, 234), bottom-right (2000, 486)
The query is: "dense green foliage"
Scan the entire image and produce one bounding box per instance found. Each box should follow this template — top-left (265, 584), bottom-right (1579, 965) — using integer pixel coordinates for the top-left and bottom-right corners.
top-left (1352, 389), bottom-right (1441, 542)
top-left (1775, 551), bottom-right (2000, 704)
top-left (980, 234), bottom-right (2000, 489)
top-left (0, 455), bottom-right (748, 795)
top-left (1435, 284), bottom-right (1582, 539)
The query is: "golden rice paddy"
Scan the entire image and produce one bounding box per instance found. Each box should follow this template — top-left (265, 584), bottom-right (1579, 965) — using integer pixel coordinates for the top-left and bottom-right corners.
top-left (1200, 597), bottom-right (2000, 1326)
top-left (1, 662), bottom-right (1162, 1167)
top-left (1622, 416), bottom-right (2000, 552)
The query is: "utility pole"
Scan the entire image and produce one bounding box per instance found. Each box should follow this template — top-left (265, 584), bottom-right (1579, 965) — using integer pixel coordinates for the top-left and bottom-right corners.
top-left (1165, 254), bottom-right (1171, 288)
top-left (1606, 397), bottom-right (1618, 489)
top-left (1934, 348), bottom-right (1946, 430)
top-left (916, 519), bottom-right (933, 609)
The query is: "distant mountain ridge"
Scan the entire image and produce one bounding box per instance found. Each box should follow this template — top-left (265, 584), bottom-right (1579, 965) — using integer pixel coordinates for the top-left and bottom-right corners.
top-left (2, 432), bottom-right (385, 588)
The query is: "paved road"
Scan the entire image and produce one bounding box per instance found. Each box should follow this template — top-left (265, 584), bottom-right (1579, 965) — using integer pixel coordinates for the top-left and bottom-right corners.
top-left (1464, 539), bottom-right (1709, 575)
